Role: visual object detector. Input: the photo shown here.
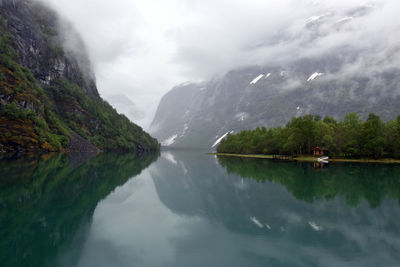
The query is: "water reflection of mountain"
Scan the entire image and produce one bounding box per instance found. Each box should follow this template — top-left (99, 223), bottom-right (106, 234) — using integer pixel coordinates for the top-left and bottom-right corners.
top-left (0, 152), bottom-right (158, 267)
top-left (150, 151), bottom-right (400, 264)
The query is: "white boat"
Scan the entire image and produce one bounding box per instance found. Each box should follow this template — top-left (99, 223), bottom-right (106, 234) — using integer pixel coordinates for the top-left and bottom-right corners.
top-left (317, 156), bottom-right (329, 163)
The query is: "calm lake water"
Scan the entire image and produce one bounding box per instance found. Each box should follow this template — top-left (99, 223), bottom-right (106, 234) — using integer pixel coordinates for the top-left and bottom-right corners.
top-left (1, 151), bottom-right (400, 267)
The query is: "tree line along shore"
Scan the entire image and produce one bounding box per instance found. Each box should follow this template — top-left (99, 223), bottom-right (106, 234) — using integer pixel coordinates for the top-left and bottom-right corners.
top-left (216, 113), bottom-right (400, 160)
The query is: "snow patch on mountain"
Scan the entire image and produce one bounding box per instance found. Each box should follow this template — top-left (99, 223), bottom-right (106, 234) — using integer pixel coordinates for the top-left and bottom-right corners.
top-left (250, 74), bottom-right (264, 84)
top-left (179, 124), bottom-right (189, 137)
top-left (162, 134), bottom-right (178, 146)
top-left (307, 72), bottom-right (324, 81)
top-left (235, 112), bottom-right (249, 122)
top-left (212, 131), bottom-right (234, 148)
top-left (179, 81), bottom-right (194, 87)
top-left (336, 16), bottom-right (353, 24)
top-left (306, 13), bottom-right (330, 24)
top-left (265, 73), bottom-right (271, 79)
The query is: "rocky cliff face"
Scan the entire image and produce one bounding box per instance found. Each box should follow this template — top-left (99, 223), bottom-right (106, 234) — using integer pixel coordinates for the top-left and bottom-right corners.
top-left (0, 0), bottom-right (159, 152)
top-left (151, 4), bottom-right (400, 149)
top-left (1, 0), bottom-right (98, 97)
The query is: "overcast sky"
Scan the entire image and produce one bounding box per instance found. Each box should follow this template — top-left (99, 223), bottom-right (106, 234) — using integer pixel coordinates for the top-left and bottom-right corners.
top-left (40, 0), bottom-right (399, 129)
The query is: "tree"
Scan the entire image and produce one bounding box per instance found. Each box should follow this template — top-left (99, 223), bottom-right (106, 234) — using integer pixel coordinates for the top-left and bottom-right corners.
top-left (385, 116), bottom-right (400, 158)
top-left (361, 113), bottom-right (385, 158)
top-left (216, 112), bottom-right (399, 159)
top-left (341, 113), bottom-right (362, 157)
top-left (286, 115), bottom-right (315, 154)
top-left (313, 120), bottom-right (334, 150)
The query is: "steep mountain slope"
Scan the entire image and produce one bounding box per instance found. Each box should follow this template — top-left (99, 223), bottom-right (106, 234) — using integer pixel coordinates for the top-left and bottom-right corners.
top-left (0, 0), bottom-right (159, 152)
top-left (151, 4), bottom-right (400, 149)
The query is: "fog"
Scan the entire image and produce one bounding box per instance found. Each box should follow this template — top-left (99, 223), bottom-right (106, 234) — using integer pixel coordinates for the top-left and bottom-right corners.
top-left (39, 0), bottom-right (400, 129)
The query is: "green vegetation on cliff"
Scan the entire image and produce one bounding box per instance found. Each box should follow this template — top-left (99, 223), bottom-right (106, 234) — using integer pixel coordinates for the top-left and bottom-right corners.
top-left (217, 113), bottom-right (400, 159)
top-left (0, 16), bottom-right (159, 152)
top-left (47, 78), bottom-right (159, 151)
top-left (0, 29), bottom-right (70, 151)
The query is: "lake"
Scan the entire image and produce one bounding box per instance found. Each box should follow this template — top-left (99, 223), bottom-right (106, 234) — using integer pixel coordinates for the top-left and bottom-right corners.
top-left (1, 151), bottom-right (400, 267)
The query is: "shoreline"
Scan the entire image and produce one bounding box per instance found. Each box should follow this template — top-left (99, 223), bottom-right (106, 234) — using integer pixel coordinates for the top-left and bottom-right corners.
top-left (210, 153), bottom-right (400, 164)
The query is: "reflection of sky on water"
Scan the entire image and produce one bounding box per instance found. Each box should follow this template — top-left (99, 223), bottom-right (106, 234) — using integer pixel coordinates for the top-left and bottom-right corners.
top-left (61, 152), bottom-right (400, 267)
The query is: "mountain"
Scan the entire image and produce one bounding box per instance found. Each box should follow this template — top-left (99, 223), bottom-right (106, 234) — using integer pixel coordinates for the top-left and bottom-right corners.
top-left (105, 94), bottom-right (145, 122)
top-left (0, 0), bottom-right (159, 152)
top-left (151, 4), bottom-right (400, 149)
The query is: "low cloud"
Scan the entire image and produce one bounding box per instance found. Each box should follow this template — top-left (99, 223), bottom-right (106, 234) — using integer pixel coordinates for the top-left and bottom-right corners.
top-left (38, 0), bottom-right (400, 128)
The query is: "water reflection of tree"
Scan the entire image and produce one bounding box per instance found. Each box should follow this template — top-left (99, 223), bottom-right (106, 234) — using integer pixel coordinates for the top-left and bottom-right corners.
top-left (218, 157), bottom-right (400, 208)
top-left (0, 152), bottom-right (158, 267)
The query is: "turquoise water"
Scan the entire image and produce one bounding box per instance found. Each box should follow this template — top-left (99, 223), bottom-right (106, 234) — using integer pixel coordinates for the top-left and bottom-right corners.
top-left (1, 151), bottom-right (400, 267)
